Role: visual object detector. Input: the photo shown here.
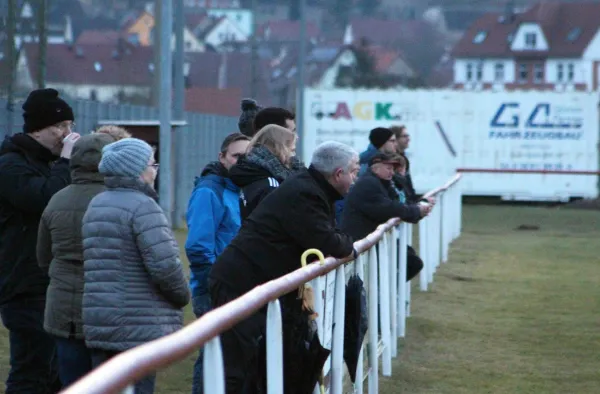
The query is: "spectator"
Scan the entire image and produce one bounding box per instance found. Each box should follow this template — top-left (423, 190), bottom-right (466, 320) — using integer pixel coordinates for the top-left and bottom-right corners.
top-left (335, 127), bottom-right (397, 224)
top-left (359, 127), bottom-right (397, 175)
top-left (94, 125), bottom-right (132, 140)
top-left (252, 107), bottom-right (296, 136)
top-left (184, 132), bottom-right (250, 394)
top-left (82, 138), bottom-right (189, 394)
top-left (0, 88), bottom-right (80, 394)
top-left (390, 125), bottom-right (434, 205)
top-left (36, 133), bottom-right (115, 387)
top-left (209, 141), bottom-right (359, 393)
top-left (238, 99), bottom-right (263, 137)
top-left (229, 125), bottom-right (297, 221)
top-left (340, 152), bottom-right (430, 281)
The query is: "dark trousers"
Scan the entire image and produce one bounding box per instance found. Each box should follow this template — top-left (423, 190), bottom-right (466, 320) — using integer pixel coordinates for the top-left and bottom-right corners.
top-left (0, 298), bottom-right (61, 394)
top-left (406, 245), bottom-right (424, 281)
top-left (192, 293), bottom-right (212, 394)
top-left (90, 349), bottom-right (156, 394)
top-left (53, 336), bottom-right (93, 388)
top-left (209, 279), bottom-right (265, 394)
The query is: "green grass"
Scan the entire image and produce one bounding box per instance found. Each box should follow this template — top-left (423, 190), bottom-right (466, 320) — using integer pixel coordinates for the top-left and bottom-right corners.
top-left (0, 205), bottom-right (599, 393)
top-left (380, 205), bottom-right (600, 394)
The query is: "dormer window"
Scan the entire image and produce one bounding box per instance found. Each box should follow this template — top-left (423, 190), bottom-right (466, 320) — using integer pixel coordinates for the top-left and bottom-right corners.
top-left (567, 27), bottom-right (581, 42)
top-left (525, 33), bottom-right (537, 49)
top-left (473, 30), bottom-right (487, 44)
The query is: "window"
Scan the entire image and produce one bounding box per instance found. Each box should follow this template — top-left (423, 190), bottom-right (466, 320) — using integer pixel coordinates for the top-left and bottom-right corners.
top-left (476, 63), bottom-right (483, 81)
top-left (557, 64), bottom-right (564, 82)
top-left (567, 63), bottom-right (575, 81)
top-left (90, 90), bottom-right (98, 101)
top-left (525, 33), bottom-right (537, 48)
top-left (518, 63), bottom-right (528, 83)
top-left (507, 33), bottom-right (514, 43)
top-left (473, 30), bottom-right (487, 44)
top-left (127, 33), bottom-right (139, 45)
top-left (534, 64), bottom-right (544, 83)
top-left (494, 63), bottom-right (505, 82)
top-left (567, 27), bottom-right (582, 42)
top-left (466, 63), bottom-right (473, 81)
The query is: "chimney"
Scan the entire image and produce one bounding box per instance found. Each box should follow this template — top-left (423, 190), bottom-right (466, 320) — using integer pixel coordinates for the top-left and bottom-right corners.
top-left (504, 0), bottom-right (515, 24)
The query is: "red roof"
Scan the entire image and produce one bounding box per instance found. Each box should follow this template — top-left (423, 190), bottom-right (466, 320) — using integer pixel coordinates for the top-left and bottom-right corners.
top-left (347, 18), bottom-right (436, 48)
top-left (185, 87), bottom-right (242, 116)
top-left (452, 2), bottom-right (600, 58)
top-left (257, 20), bottom-right (320, 42)
top-left (23, 43), bottom-right (153, 86)
top-left (76, 30), bottom-right (122, 45)
top-left (368, 46), bottom-right (402, 73)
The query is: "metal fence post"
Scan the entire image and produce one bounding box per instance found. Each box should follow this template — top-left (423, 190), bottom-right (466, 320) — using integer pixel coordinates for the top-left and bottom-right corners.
top-left (406, 224), bottom-right (413, 317)
top-left (379, 235), bottom-right (392, 377)
top-left (354, 254), bottom-right (365, 394)
top-left (203, 337), bottom-right (226, 394)
top-left (398, 223), bottom-right (408, 338)
top-left (330, 265), bottom-right (346, 394)
top-left (390, 230), bottom-right (398, 355)
top-left (267, 300), bottom-right (283, 394)
top-left (419, 219), bottom-right (429, 292)
top-left (367, 247), bottom-right (379, 393)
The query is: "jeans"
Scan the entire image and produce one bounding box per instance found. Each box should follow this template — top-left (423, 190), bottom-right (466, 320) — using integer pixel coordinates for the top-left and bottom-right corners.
top-left (90, 348), bottom-right (156, 394)
top-left (53, 336), bottom-right (93, 388)
top-left (192, 293), bottom-right (212, 394)
top-left (0, 297), bottom-right (61, 394)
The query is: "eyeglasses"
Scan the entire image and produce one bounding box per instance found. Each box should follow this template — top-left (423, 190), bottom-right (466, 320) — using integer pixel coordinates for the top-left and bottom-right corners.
top-left (149, 163), bottom-right (159, 169)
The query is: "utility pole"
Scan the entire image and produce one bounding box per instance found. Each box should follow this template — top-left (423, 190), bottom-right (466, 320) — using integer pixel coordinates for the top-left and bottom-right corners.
top-left (173, 0), bottom-right (185, 228)
top-left (37, 0), bottom-right (47, 88)
top-left (249, 0), bottom-right (258, 98)
top-left (152, 0), bottom-right (162, 107)
top-left (158, 0), bottom-right (174, 224)
top-left (6, 0), bottom-right (17, 136)
top-left (296, 0), bottom-right (307, 161)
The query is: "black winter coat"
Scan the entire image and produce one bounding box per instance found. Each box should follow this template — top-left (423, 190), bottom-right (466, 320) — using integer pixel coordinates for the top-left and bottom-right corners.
top-left (229, 157), bottom-right (281, 222)
top-left (0, 134), bottom-right (71, 304)
top-left (210, 165), bottom-right (354, 301)
top-left (396, 152), bottom-right (417, 203)
top-left (340, 169), bottom-right (421, 241)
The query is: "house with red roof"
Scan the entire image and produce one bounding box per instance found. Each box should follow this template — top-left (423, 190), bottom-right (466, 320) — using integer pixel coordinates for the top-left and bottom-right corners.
top-left (451, 2), bottom-right (600, 92)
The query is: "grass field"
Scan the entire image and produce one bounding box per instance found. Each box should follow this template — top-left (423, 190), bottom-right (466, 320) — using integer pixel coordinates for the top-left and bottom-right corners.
top-left (0, 204), bottom-right (599, 393)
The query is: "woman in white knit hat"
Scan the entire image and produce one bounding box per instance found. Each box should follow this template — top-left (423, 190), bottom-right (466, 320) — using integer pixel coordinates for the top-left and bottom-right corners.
top-left (81, 138), bottom-right (190, 394)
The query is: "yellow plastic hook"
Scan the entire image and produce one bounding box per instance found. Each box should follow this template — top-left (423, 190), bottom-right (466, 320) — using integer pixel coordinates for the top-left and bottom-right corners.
top-left (301, 248), bottom-right (325, 267)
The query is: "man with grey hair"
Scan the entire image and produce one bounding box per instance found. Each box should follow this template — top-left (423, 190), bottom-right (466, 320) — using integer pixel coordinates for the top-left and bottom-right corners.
top-left (209, 140), bottom-right (359, 393)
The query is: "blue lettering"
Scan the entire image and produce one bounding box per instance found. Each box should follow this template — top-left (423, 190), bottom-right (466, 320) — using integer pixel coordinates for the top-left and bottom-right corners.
top-left (491, 103), bottom-right (520, 128)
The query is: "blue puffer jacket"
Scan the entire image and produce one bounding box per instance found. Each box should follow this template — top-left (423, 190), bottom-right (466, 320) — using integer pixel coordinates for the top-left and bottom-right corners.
top-left (185, 162), bottom-right (241, 298)
top-left (335, 144), bottom-right (380, 225)
top-left (358, 144), bottom-right (380, 175)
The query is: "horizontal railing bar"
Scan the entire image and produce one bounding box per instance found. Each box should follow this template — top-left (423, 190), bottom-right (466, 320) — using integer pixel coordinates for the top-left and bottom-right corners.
top-left (62, 174), bottom-right (463, 394)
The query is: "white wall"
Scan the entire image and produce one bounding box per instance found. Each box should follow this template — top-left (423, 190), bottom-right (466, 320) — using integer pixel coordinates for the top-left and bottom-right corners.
top-left (511, 22), bottom-right (549, 51)
top-left (49, 83), bottom-right (150, 104)
top-left (205, 19), bottom-right (248, 49)
top-left (303, 89), bottom-right (599, 200)
top-left (454, 58), bottom-right (514, 84)
top-left (207, 9), bottom-right (253, 36)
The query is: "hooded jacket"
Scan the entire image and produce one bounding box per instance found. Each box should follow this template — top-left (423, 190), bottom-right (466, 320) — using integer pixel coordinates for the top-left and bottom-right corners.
top-left (358, 144), bottom-right (380, 175)
top-left (185, 162), bottom-right (241, 297)
top-left (0, 133), bottom-right (71, 305)
top-left (36, 133), bottom-right (114, 339)
top-left (210, 165), bottom-right (354, 304)
top-left (229, 146), bottom-right (293, 221)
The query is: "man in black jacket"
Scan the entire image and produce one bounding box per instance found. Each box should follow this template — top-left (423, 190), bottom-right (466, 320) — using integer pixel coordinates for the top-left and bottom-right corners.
top-left (209, 141), bottom-right (359, 393)
top-left (0, 88), bottom-right (80, 393)
top-left (341, 153), bottom-right (430, 281)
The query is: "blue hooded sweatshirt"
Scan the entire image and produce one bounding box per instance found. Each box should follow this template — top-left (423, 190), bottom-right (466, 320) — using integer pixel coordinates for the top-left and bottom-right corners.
top-left (185, 162), bottom-right (241, 297)
top-left (335, 144), bottom-right (381, 225)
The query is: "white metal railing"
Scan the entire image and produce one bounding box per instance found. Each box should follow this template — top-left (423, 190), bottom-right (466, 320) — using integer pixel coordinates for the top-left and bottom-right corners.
top-left (61, 174), bottom-right (462, 394)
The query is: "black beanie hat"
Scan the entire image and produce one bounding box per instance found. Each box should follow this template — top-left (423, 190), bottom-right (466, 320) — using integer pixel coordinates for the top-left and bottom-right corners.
top-left (22, 88), bottom-right (74, 133)
top-left (369, 127), bottom-right (393, 149)
top-left (238, 98), bottom-right (263, 137)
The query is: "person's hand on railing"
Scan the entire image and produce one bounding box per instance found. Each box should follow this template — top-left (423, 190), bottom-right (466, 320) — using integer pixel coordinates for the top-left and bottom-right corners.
top-left (425, 196), bottom-right (436, 205)
top-left (418, 201), bottom-right (432, 218)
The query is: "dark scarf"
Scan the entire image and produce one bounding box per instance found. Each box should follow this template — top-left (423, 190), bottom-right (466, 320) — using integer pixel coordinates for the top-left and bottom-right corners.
top-left (245, 145), bottom-right (293, 182)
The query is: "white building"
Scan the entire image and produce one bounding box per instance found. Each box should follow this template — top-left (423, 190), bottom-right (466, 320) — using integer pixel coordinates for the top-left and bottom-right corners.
top-left (451, 2), bottom-right (600, 92)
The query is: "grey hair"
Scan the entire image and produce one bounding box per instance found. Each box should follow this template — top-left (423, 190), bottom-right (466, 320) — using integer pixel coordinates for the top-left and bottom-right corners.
top-left (310, 141), bottom-right (358, 175)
